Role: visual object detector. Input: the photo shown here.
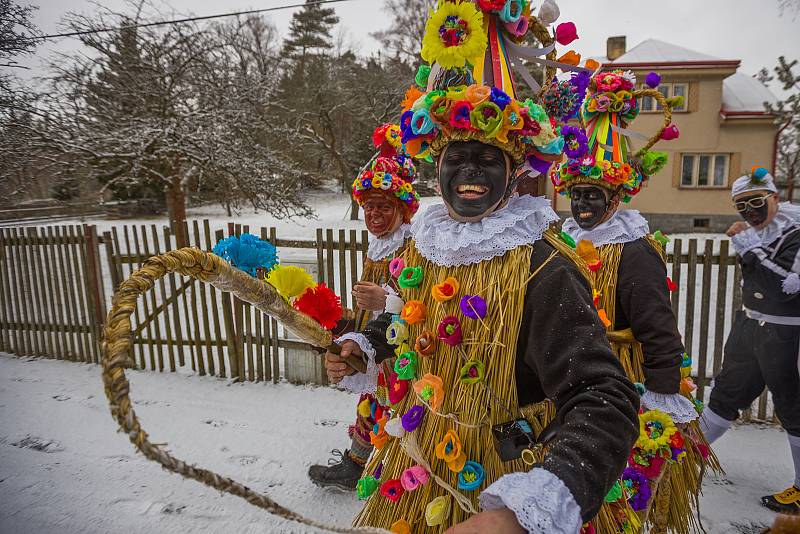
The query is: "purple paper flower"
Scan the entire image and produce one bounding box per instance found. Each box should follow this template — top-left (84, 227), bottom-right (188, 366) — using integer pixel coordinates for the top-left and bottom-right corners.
top-left (645, 72), bottom-right (661, 89)
top-left (373, 462), bottom-right (383, 480)
top-left (561, 125), bottom-right (589, 159)
top-left (460, 295), bottom-right (487, 320)
top-left (490, 87), bottom-right (511, 110)
top-left (622, 467), bottom-right (652, 511)
top-left (401, 405), bottom-right (425, 432)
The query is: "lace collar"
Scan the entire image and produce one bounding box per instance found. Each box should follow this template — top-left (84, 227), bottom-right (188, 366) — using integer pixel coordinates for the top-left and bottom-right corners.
top-left (754, 202), bottom-right (800, 247)
top-left (562, 209), bottom-right (650, 247)
top-left (410, 195), bottom-right (558, 267)
top-left (367, 224), bottom-right (411, 261)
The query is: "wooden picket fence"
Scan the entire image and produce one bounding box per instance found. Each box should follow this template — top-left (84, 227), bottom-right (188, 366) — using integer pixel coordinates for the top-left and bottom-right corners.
top-left (0, 219), bottom-right (778, 422)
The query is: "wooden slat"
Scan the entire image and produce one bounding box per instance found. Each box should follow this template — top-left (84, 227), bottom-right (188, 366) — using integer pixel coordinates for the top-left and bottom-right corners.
top-left (683, 239), bottom-right (698, 363)
top-left (27, 227), bottom-right (48, 356)
top-left (0, 229), bottom-right (10, 353)
top-left (269, 227), bottom-right (280, 383)
top-left (194, 221), bottom-right (215, 377)
top-left (696, 240), bottom-right (713, 401)
top-left (177, 225), bottom-right (197, 373)
top-left (16, 227), bottom-right (39, 355)
top-left (315, 228), bottom-right (325, 284)
top-left (217, 228), bottom-right (239, 379)
top-left (82, 225), bottom-right (105, 363)
top-left (732, 259), bottom-right (743, 313)
top-left (361, 230), bottom-right (369, 265)
top-left (31, 227), bottom-right (55, 357)
top-left (45, 227), bottom-right (68, 359)
top-left (184, 221), bottom-right (206, 377)
top-left (56, 226), bottom-right (78, 360)
top-left (140, 226), bottom-right (165, 370)
top-left (204, 221), bottom-right (226, 377)
top-left (713, 241), bottom-right (730, 376)
top-left (325, 228), bottom-right (335, 294)
top-left (338, 229), bottom-right (347, 310)
top-left (670, 238), bottom-right (682, 318)
top-left (253, 226), bottom-right (267, 382)
top-left (151, 225), bottom-right (176, 372)
top-left (66, 225), bottom-right (89, 360)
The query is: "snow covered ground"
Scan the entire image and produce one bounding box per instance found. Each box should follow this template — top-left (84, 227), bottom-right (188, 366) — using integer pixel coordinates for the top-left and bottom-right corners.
top-left (0, 353), bottom-right (792, 534)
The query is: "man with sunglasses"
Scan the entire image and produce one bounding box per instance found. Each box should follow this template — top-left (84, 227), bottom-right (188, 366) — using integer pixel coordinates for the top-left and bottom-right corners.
top-left (700, 167), bottom-right (800, 514)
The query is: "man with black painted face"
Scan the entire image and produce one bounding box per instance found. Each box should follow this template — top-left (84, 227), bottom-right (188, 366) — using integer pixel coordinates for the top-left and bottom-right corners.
top-left (700, 168), bottom-right (800, 514)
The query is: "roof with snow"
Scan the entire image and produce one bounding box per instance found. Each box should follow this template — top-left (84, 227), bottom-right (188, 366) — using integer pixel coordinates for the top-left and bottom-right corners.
top-left (722, 72), bottom-right (778, 114)
top-left (611, 39), bottom-right (725, 64)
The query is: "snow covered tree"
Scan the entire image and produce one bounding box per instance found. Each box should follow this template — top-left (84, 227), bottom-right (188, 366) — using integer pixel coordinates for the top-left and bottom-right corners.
top-left (282, 0), bottom-right (339, 75)
top-left (0, 0), bottom-right (40, 116)
top-left (760, 57), bottom-right (800, 202)
top-left (371, 0), bottom-right (430, 62)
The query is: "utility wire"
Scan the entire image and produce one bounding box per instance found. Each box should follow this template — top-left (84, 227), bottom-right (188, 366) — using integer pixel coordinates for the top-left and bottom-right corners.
top-left (34, 0), bottom-right (354, 40)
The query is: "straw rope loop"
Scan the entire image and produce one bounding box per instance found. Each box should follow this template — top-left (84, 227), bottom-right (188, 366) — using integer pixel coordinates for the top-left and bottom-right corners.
top-left (630, 88), bottom-right (674, 155)
top-left (101, 247), bottom-right (389, 534)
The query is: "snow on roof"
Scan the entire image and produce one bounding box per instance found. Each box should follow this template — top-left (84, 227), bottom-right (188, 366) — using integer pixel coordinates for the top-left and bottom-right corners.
top-left (722, 72), bottom-right (778, 113)
top-left (610, 39), bottom-right (724, 64)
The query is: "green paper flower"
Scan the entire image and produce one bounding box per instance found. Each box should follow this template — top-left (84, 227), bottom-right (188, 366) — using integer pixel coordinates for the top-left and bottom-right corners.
top-left (416, 64), bottom-right (432, 88)
top-left (604, 480), bottom-right (623, 502)
top-left (459, 360), bottom-right (485, 385)
top-left (559, 231), bottom-right (576, 249)
top-left (394, 351), bottom-right (419, 380)
top-left (398, 266), bottom-right (424, 289)
top-left (357, 475), bottom-right (379, 500)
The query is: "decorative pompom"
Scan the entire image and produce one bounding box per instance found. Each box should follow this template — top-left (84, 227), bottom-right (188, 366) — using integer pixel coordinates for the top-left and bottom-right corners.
top-left (752, 166), bottom-right (769, 180)
top-left (293, 283), bottom-right (342, 330)
top-left (661, 124), bottom-right (680, 140)
top-left (415, 65), bottom-right (432, 89)
top-left (782, 272), bottom-right (800, 295)
top-left (666, 277), bottom-right (678, 292)
top-left (212, 234), bottom-right (278, 277)
top-left (645, 72), bottom-right (661, 88)
top-left (554, 22), bottom-right (578, 46)
top-left (266, 265), bottom-right (314, 300)
top-left (538, 0), bottom-right (560, 26)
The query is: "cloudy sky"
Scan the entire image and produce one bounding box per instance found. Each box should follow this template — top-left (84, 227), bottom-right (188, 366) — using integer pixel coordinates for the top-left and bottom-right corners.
top-left (17, 0), bottom-right (800, 95)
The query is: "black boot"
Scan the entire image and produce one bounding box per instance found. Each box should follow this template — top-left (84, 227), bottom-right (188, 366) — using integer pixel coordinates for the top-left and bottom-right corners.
top-left (760, 485), bottom-right (800, 514)
top-left (308, 449), bottom-right (364, 491)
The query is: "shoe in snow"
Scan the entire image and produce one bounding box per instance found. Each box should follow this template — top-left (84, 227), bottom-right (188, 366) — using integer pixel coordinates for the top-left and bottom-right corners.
top-left (308, 449), bottom-right (364, 491)
top-left (761, 485), bottom-right (800, 514)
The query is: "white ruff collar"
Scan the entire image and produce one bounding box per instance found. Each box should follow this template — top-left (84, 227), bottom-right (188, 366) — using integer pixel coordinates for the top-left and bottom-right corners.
top-left (562, 209), bottom-right (650, 247)
top-left (755, 202), bottom-right (800, 247)
top-left (367, 224), bottom-right (411, 261)
top-left (410, 195), bottom-right (558, 267)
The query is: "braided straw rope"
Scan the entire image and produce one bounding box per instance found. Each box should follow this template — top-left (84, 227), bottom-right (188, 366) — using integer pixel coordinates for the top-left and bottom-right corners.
top-left (630, 88), bottom-right (673, 155)
top-left (527, 15), bottom-right (558, 100)
top-left (101, 247), bottom-right (388, 534)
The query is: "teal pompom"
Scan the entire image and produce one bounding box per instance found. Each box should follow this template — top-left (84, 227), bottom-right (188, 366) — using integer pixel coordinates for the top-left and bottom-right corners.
top-left (212, 234), bottom-right (278, 277)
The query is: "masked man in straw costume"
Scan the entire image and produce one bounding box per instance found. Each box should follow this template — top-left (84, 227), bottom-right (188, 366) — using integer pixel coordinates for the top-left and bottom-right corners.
top-left (700, 168), bottom-right (800, 515)
top-left (309, 125), bottom-right (422, 490)
top-left (323, 2), bottom-right (640, 532)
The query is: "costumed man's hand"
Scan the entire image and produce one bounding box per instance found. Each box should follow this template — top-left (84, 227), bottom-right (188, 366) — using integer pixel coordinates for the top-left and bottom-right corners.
top-left (443, 509), bottom-right (525, 534)
top-left (324, 340), bottom-right (363, 384)
top-left (352, 281), bottom-right (387, 312)
top-left (726, 221), bottom-right (750, 237)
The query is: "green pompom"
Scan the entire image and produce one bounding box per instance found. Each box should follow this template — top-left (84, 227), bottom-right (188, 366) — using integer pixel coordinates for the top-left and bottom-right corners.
top-left (357, 476), bottom-right (379, 500)
top-left (641, 150), bottom-right (669, 176)
top-left (415, 64), bottom-right (432, 88)
top-left (653, 230), bottom-right (670, 247)
top-left (666, 95), bottom-right (685, 109)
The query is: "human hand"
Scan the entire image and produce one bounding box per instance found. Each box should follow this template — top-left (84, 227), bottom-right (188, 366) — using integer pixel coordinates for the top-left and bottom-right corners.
top-left (352, 282), bottom-right (387, 312)
top-left (726, 221), bottom-right (750, 237)
top-left (443, 509), bottom-right (525, 534)
top-left (324, 341), bottom-right (363, 384)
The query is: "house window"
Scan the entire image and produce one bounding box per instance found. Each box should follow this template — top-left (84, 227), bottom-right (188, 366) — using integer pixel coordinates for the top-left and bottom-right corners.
top-left (640, 83), bottom-right (688, 112)
top-left (680, 154), bottom-right (730, 188)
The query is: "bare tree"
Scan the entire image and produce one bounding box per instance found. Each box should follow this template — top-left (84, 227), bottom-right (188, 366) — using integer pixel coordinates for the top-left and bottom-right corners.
top-left (370, 0), bottom-right (430, 62)
top-left (760, 57), bottom-right (800, 202)
top-left (0, 0), bottom-right (40, 114)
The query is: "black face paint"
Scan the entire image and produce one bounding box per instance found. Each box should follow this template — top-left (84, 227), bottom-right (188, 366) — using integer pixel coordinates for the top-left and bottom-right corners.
top-left (738, 197), bottom-right (770, 227)
top-left (570, 185), bottom-right (609, 230)
top-left (439, 141), bottom-right (509, 220)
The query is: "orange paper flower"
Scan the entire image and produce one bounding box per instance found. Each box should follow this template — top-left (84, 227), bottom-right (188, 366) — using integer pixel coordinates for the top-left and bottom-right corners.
top-left (413, 373), bottom-right (444, 412)
top-left (584, 58), bottom-right (600, 71)
top-left (435, 430), bottom-right (467, 472)
top-left (401, 300), bottom-right (427, 325)
top-left (415, 330), bottom-right (437, 357)
top-left (402, 86), bottom-right (424, 111)
top-left (432, 277), bottom-right (460, 302)
top-left (597, 309), bottom-right (611, 328)
top-left (558, 50), bottom-right (581, 66)
top-left (465, 84), bottom-right (491, 105)
top-left (390, 519), bottom-right (411, 534)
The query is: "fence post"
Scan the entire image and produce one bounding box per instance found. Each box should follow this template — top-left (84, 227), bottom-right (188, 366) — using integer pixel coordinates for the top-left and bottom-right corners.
top-left (84, 225), bottom-right (107, 362)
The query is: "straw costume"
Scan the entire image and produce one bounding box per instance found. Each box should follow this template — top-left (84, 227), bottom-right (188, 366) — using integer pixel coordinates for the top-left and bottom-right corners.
top-left (328, 2), bottom-right (641, 532)
top-left (310, 125), bottom-right (422, 489)
top-left (554, 70), bottom-right (720, 533)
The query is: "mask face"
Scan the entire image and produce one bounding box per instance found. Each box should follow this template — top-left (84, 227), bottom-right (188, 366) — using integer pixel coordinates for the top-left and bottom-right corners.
top-left (570, 185), bottom-right (610, 230)
top-left (439, 141), bottom-right (509, 220)
top-left (735, 194), bottom-right (771, 228)
top-left (363, 193), bottom-right (402, 237)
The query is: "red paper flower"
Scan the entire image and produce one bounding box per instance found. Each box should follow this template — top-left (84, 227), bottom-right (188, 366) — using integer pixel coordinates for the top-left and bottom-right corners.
top-left (666, 277), bottom-right (677, 292)
top-left (661, 124), bottom-right (680, 140)
top-left (554, 22), bottom-right (579, 46)
top-left (293, 283), bottom-right (342, 330)
top-left (380, 479), bottom-right (405, 502)
top-left (477, 0), bottom-right (506, 10)
top-left (387, 371), bottom-right (409, 405)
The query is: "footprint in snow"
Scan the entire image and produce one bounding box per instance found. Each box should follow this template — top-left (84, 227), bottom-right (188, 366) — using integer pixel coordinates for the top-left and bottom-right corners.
top-left (11, 436), bottom-right (64, 453)
top-left (52, 395), bottom-right (70, 401)
top-left (229, 455), bottom-right (260, 466)
top-left (203, 419), bottom-right (227, 428)
top-left (315, 419), bottom-right (342, 427)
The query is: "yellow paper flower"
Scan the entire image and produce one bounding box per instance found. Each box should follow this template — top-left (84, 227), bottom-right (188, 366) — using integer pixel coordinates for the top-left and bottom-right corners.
top-left (496, 101), bottom-right (524, 144)
top-left (266, 265), bottom-right (315, 300)
top-left (421, 1), bottom-right (487, 69)
top-left (425, 495), bottom-right (452, 526)
top-left (636, 409), bottom-right (678, 454)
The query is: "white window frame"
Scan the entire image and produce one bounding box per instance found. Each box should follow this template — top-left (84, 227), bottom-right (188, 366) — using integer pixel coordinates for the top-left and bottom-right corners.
top-left (680, 153), bottom-right (730, 188)
top-left (639, 82), bottom-right (688, 113)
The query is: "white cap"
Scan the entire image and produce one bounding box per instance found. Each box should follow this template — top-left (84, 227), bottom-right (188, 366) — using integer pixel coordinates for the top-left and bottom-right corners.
top-left (731, 167), bottom-right (777, 198)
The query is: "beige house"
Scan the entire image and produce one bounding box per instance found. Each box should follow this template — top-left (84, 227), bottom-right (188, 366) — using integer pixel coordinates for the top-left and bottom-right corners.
top-left (547, 37), bottom-right (779, 233)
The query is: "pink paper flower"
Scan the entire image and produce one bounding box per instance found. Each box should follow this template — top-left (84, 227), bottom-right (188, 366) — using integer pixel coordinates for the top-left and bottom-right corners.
top-left (554, 22), bottom-right (578, 46)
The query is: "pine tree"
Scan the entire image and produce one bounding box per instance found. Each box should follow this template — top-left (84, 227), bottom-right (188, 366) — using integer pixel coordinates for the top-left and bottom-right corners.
top-left (282, 0), bottom-right (340, 67)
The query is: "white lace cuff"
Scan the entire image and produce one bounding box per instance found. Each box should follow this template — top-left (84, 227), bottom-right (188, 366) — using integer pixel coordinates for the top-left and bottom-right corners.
top-left (335, 333), bottom-right (377, 394)
top-left (641, 391), bottom-right (698, 423)
top-left (479, 468), bottom-right (582, 534)
top-left (731, 229), bottom-right (762, 255)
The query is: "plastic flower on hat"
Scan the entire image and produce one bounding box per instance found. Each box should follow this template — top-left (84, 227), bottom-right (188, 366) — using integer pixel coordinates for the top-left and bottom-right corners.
top-left (457, 461), bottom-right (486, 491)
top-left (432, 276), bottom-right (460, 302)
top-left (621, 467), bottom-right (651, 511)
top-left (421, 1), bottom-right (487, 69)
top-left (212, 233), bottom-right (278, 277)
top-left (398, 266), bottom-right (424, 289)
top-left (401, 300), bottom-right (427, 325)
top-left (435, 429), bottom-right (467, 472)
top-left (357, 475), bottom-right (379, 500)
top-left (425, 495), bottom-right (451, 527)
top-left (400, 465), bottom-right (430, 491)
top-left (438, 315), bottom-right (463, 346)
top-left (460, 294), bottom-right (487, 319)
top-left (380, 479), bottom-right (405, 502)
top-left (414, 330), bottom-right (437, 357)
top-left (414, 373), bottom-right (445, 412)
top-left (401, 405), bottom-right (425, 432)
top-left (636, 410), bottom-right (678, 454)
top-left (394, 351), bottom-right (419, 380)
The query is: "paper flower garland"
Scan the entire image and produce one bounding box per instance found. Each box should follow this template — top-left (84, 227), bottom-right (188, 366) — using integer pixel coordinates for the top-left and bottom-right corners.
top-left (387, 318), bottom-right (409, 346)
top-left (394, 351), bottom-right (419, 380)
top-left (401, 465), bottom-right (430, 491)
top-left (357, 476), bottom-right (379, 500)
top-left (435, 430), bottom-right (467, 472)
top-left (388, 372), bottom-right (410, 405)
top-left (390, 519), bottom-right (411, 534)
top-left (421, 1), bottom-right (487, 69)
top-left (401, 405), bottom-right (425, 432)
top-left (415, 330), bottom-right (437, 357)
top-left (425, 495), bottom-right (452, 527)
top-left (401, 300), bottom-right (427, 325)
top-left (389, 257), bottom-right (405, 278)
top-left (265, 264), bottom-right (314, 300)
top-left (385, 417), bottom-right (407, 438)
top-left (457, 461), bottom-right (486, 491)
top-left (212, 233), bottom-right (279, 277)
top-left (380, 479), bottom-right (405, 502)
top-left (432, 276), bottom-right (460, 302)
top-left (293, 283), bottom-right (342, 330)
top-left (459, 360), bottom-right (485, 384)
top-left (459, 295), bottom-right (487, 319)
top-left (398, 266), bottom-right (424, 289)
top-left (636, 410), bottom-right (677, 454)
top-left (437, 315), bottom-right (463, 346)
top-left (414, 374), bottom-right (445, 412)
top-left (621, 467), bottom-right (651, 511)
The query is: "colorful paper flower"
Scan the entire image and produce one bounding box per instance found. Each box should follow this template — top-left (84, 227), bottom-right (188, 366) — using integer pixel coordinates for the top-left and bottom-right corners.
top-left (401, 405), bottom-right (425, 432)
top-left (554, 22), bottom-right (578, 45)
top-left (398, 266), bottom-right (424, 289)
top-left (557, 50), bottom-right (581, 66)
top-left (621, 467), bottom-right (651, 511)
top-left (604, 480), bottom-right (623, 502)
top-left (380, 479), bottom-right (405, 502)
top-left (266, 265), bottom-right (314, 300)
top-left (477, 0), bottom-right (506, 10)
top-left (370, 428), bottom-right (389, 449)
top-left (645, 72), bottom-right (661, 89)
top-left (385, 417), bottom-right (406, 438)
top-left (636, 410), bottom-right (678, 454)
top-left (357, 475), bottom-right (379, 500)
top-left (389, 257), bottom-right (405, 278)
top-left (414, 330), bottom-right (437, 357)
top-left (390, 519), bottom-right (411, 534)
top-left (629, 448), bottom-right (666, 478)
top-left (437, 315), bottom-right (463, 346)
top-left (401, 465), bottom-right (430, 491)
top-left (561, 125), bottom-right (589, 159)
top-left (661, 124), bottom-right (680, 140)
top-left (386, 318), bottom-right (409, 346)
top-left (425, 495), bottom-right (451, 527)
top-left (401, 300), bottom-right (427, 325)
top-left (459, 360), bottom-right (485, 385)
top-left (435, 430), bottom-right (467, 472)
top-left (432, 276), bottom-right (460, 302)
top-left (293, 283), bottom-right (342, 330)
top-left (457, 461), bottom-right (485, 491)
top-left (212, 233), bottom-right (279, 277)
top-left (414, 374), bottom-right (445, 412)
top-left (394, 351), bottom-right (419, 380)
top-left (421, 1), bottom-right (487, 69)
top-left (459, 295), bottom-right (487, 319)
top-left (388, 371), bottom-right (410, 405)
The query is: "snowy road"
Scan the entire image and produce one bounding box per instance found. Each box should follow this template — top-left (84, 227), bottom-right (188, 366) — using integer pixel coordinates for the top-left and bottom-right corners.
top-left (0, 353), bottom-right (792, 534)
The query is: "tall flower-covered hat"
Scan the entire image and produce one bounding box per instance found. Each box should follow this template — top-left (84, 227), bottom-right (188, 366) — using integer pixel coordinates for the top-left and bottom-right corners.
top-left (552, 69), bottom-right (681, 202)
top-left (401, 0), bottom-right (590, 173)
top-left (352, 123), bottom-right (421, 217)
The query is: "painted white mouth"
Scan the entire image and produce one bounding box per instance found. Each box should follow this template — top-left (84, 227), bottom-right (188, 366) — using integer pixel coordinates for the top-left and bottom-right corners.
top-left (578, 211), bottom-right (593, 219)
top-left (457, 185), bottom-right (488, 194)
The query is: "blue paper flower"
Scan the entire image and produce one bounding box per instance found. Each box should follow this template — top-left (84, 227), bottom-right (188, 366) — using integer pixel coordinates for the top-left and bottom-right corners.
top-left (457, 461), bottom-right (485, 491)
top-left (212, 234), bottom-right (278, 277)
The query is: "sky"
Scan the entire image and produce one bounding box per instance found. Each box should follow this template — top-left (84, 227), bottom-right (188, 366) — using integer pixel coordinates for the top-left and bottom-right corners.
top-left (13, 0), bottom-right (800, 95)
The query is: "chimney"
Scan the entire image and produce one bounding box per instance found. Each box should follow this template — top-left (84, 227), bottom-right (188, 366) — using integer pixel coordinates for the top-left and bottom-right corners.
top-left (607, 36), bottom-right (626, 61)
